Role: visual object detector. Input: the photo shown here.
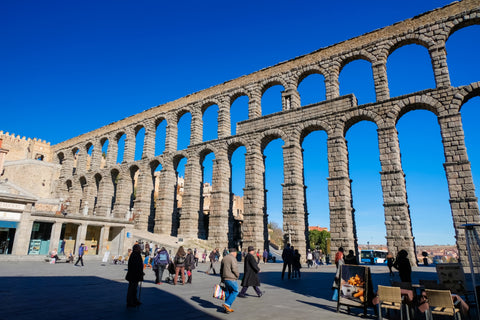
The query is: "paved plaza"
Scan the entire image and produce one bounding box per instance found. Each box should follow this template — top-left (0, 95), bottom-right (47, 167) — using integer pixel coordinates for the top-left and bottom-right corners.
top-left (0, 257), bottom-right (442, 320)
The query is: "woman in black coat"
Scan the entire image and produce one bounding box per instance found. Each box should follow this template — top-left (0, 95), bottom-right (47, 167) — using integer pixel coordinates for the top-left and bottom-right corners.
top-left (125, 244), bottom-right (144, 307)
top-left (238, 246), bottom-right (263, 297)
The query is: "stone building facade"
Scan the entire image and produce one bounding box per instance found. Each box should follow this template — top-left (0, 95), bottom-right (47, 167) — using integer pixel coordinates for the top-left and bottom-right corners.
top-left (4, 0), bottom-right (480, 265)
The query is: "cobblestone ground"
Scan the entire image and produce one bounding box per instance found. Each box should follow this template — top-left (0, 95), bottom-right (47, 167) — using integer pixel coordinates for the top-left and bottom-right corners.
top-left (0, 258), bottom-right (440, 320)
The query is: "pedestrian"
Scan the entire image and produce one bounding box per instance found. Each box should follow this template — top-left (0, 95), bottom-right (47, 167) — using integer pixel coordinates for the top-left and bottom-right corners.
top-left (60, 239), bottom-right (65, 255)
top-left (262, 249), bottom-right (268, 264)
top-left (173, 246), bottom-right (187, 285)
top-left (306, 249), bottom-right (313, 268)
top-left (153, 246), bottom-right (170, 284)
top-left (194, 248), bottom-right (199, 267)
top-left (331, 247), bottom-right (344, 300)
top-left (386, 251), bottom-right (395, 276)
top-left (238, 246), bottom-right (263, 297)
top-left (292, 248), bottom-right (302, 279)
top-left (344, 249), bottom-right (358, 265)
top-left (125, 244), bottom-right (144, 308)
top-left (220, 248), bottom-right (240, 313)
top-left (313, 249), bottom-right (320, 268)
top-left (202, 249), bottom-right (207, 263)
top-left (206, 248), bottom-right (217, 275)
top-left (144, 242), bottom-right (150, 256)
top-left (281, 243), bottom-right (294, 280)
top-left (74, 243), bottom-right (86, 266)
top-left (222, 247), bottom-right (228, 257)
top-left (393, 249), bottom-right (412, 283)
top-left (185, 248), bottom-right (195, 284)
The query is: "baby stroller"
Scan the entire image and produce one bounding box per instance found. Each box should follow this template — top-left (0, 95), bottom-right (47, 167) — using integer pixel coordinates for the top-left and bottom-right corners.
top-left (164, 261), bottom-right (176, 284)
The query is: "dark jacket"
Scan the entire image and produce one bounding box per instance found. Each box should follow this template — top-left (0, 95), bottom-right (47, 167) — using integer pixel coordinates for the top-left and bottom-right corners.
top-left (282, 247), bottom-right (293, 264)
top-left (185, 253), bottom-right (195, 271)
top-left (174, 253), bottom-right (186, 267)
top-left (125, 251), bottom-right (144, 282)
top-left (241, 253), bottom-right (260, 287)
top-left (393, 255), bottom-right (412, 282)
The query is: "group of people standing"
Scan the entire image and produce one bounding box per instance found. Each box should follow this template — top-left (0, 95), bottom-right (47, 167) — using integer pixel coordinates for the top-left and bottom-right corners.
top-left (281, 243), bottom-right (303, 280)
top-left (125, 244), bottom-right (264, 313)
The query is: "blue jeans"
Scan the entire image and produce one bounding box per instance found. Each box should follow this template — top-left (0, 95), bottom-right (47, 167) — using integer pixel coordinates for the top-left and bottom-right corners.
top-left (223, 280), bottom-right (239, 307)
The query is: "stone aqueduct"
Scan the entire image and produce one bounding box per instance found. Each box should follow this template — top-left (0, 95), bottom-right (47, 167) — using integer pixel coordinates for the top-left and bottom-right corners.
top-left (53, 0), bottom-right (480, 265)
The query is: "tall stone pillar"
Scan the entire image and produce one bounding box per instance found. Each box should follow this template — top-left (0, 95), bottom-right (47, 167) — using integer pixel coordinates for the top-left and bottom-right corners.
top-left (99, 225), bottom-right (110, 256)
top-left (76, 223), bottom-right (88, 254)
top-left (84, 179), bottom-right (98, 216)
top-left (68, 179), bottom-right (82, 214)
top-left (327, 135), bottom-right (356, 253)
top-left (209, 150), bottom-right (230, 248)
top-left (325, 67), bottom-right (340, 101)
top-left (282, 138), bottom-right (307, 255)
top-left (143, 119), bottom-right (156, 159)
top-left (165, 114), bottom-right (178, 153)
top-left (243, 142), bottom-right (265, 251)
top-left (123, 128), bottom-right (135, 163)
top-left (179, 154), bottom-right (202, 239)
top-left (217, 96), bottom-right (231, 139)
top-left (154, 161), bottom-right (176, 235)
top-left (112, 170), bottom-right (132, 219)
top-left (59, 151), bottom-right (75, 179)
top-left (49, 221), bottom-right (63, 253)
top-left (76, 147), bottom-right (87, 175)
top-left (95, 176), bottom-right (112, 217)
top-left (247, 85), bottom-right (262, 119)
top-left (132, 167), bottom-right (154, 231)
top-left (438, 113), bottom-right (480, 265)
top-left (377, 126), bottom-right (415, 264)
top-left (106, 134), bottom-right (118, 167)
top-left (90, 140), bottom-right (102, 171)
top-left (372, 61), bottom-right (390, 102)
top-left (430, 45), bottom-right (451, 88)
top-left (190, 109), bottom-right (203, 145)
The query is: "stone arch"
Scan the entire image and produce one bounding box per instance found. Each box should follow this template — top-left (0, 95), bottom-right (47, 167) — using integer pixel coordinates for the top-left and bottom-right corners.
top-left (227, 137), bottom-right (248, 159)
top-left (450, 82), bottom-right (480, 114)
top-left (335, 109), bottom-right (383, 137)
top-left (385, 34), bottom-right (436, 58)
top-left (172, 151), bottom-right (189, 170)
top-left (56, 152), bottom-right (65, 165)
top-left (338, 50), bottom-right (377, 74)
top-left (297, 119), bottom-right (333, 143)
top-left (295, 64), bottom-right (328, 88)
top-left (200, 99), bottom-right (220, 114)
top-left (387, 95), bottom-right (445, 125)
top-left (228, 88), bottom-right (250, 106)
top-left (259, 76), bottom-right (288, 95)
top-left (443, 16), bottom-right (480, 44)
top-left (260, 128), bottom-right (288, 151)
top-left (198, 146), bottom-right (218, 163)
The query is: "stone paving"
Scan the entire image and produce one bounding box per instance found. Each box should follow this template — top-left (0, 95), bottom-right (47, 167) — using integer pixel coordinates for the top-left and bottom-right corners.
top-left (0, 257), bottom-right (444, 320)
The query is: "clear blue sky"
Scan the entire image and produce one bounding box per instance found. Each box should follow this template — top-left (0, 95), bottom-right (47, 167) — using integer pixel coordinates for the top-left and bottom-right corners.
top-left (1, 1), bottom-right (479, 246)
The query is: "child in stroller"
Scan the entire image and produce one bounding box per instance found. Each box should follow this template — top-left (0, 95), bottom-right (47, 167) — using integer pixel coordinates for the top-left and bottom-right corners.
top-left (164, 261), bottom-right (177, 284)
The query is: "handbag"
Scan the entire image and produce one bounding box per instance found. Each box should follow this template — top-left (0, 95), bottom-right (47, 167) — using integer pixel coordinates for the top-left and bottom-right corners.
top-left (213, 283), bottom-right (226, 300)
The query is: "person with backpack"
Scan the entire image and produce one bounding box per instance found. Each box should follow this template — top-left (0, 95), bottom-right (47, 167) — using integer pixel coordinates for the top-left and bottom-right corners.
top-left (153, 247), bottom-right (170, 284)
top-left (173, 246), bottom-right (187, 285)
top-left (185, 248), bottom-right (196, 284)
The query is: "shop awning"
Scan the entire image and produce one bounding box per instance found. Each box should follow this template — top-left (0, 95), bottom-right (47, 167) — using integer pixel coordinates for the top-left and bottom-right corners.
top-left (0, 221), bottom-right (18, 228)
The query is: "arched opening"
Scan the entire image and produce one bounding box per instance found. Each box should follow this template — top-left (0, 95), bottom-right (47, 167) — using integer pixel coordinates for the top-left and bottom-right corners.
top-left (203, 104), bottom-right (219, 142)
top-left (229, 145), bottom-right (246, 249)
top-left (230, 95), bottom-right (249, 135)
top-left (346, 120), bottom-right (384, 246)
top-left (301, 130), bottom-right (329, 247)
top-left (200, 151), bottom-right (215, 239)
top-left (134, 126), bottom-right (145, 161)
top-left (446, 25), bottom-right (480, 87)
top-left (262, 85), bottom-right (284, 116)
top-left (298, 73), bottom-right (326, 106)
top-left (155, 118), bottom-right (167, 156)
top-left (460, 97), bottom-right (480, 198)
top-left (100, 138), bottom-right (109, 169)
top-left (387, 44), bottom-right (435, 97)
top-left (263, 138), bottom-right (285, 251)
top-left (339, 59), bottom-right (375, 105)
top-left (173, 157), bottom-right (187, 236)
top-left (116, 133), bottom-right (126, 164)
top-left (397, 109), bottom-right (455, 245)
top-left (177, 112), bottom-right (191, 151)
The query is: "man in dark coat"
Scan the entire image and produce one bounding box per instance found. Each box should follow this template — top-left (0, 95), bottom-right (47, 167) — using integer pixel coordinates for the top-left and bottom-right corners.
top-left (125, 244), bottom-right (144, 307)
top-left (238, 246), bottom-right (262, 297)
top-left (281, 243), bottom-right (294, 280)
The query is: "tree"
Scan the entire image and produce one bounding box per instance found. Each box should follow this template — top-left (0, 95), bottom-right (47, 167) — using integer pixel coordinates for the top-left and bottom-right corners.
top-left (309, 229), bottom-right (330, 253)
